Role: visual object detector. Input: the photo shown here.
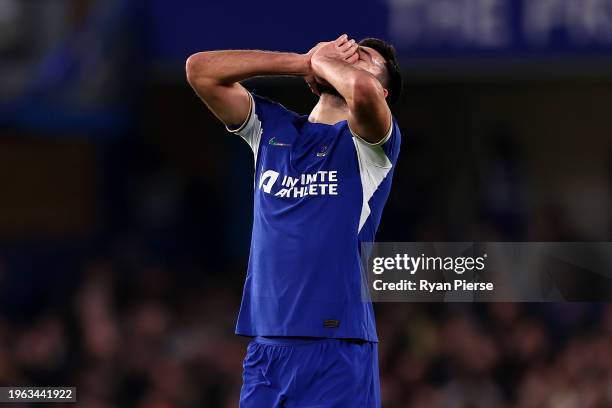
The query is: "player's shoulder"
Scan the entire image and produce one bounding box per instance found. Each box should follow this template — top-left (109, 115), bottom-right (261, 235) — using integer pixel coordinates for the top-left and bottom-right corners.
top-left (384, 115), bottom-right (401, 155)
top-left (391, 116), bottom-right (402, 143)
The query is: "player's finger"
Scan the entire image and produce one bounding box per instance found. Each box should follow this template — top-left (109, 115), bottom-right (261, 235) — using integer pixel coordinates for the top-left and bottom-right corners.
top-left (346, 52), bottom-right (359, 64)
top-left (334, 34), bottom-right (348, 45)
top-left (348, 42), bottom-right (359, 53)
top-left (338, 39), bottom-right (355, 52)
top-left (343, 42), bottom-right (359, 57)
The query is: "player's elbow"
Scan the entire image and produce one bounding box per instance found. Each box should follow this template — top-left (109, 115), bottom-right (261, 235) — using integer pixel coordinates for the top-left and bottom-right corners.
top-left (185, 53), bottom-right (200, 83)
top-left (349, 75), bottom-right (384, 110)
top-left (185, 52), bottom-right (214, 88)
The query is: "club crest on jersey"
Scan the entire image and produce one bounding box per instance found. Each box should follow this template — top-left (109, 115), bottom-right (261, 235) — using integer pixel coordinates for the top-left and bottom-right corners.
top-left (316, 145), bottom-right (328, 157)
top-left (258, 169), bottom-right (339, 198)
top-left (268, 137), bottom-right (291, 147)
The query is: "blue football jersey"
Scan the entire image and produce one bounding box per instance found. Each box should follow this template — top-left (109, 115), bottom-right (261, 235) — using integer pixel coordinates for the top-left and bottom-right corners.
top-left (229, 92), bottom-right (401, 342)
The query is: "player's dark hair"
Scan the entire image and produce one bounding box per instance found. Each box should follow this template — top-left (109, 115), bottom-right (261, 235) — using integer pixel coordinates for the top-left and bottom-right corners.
top-left (358, 38), bottom-right (403, 105)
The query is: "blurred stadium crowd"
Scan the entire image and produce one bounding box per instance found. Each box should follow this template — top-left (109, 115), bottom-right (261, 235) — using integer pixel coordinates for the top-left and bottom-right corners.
top-left (1, 0), bottom-right (612, 407)
top-left (3, 257), bottom-right (612, 407)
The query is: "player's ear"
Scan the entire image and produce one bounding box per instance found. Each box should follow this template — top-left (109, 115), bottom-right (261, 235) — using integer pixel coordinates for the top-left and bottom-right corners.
top-left (383, 88), bottom-right (388, 99)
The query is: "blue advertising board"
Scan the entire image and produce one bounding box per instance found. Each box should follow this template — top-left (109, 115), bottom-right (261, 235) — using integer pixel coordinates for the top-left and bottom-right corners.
top-left (146, 0), bottom-right (612, 61)
top-left (3, 0), bottom-right (612, 135)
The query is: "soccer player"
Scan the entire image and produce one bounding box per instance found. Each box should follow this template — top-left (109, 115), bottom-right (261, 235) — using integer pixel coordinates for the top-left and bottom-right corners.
top-left (186, 34), bottom-right (402, 407)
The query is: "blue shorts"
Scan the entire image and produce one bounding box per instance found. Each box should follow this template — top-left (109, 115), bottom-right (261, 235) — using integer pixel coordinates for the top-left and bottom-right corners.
top-left (239, 336), bottom-right (380, 408)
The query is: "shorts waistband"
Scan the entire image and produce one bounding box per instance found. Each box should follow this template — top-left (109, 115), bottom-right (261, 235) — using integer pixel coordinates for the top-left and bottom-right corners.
top-left (253, 336), bottom-right (369, 346)
top-left (253, 336), bottom-right (329, 345)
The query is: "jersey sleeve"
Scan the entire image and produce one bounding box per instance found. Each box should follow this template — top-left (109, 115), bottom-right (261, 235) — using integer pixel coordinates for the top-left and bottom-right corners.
top-left (350, 116), bottom-right (401, 168)
top-left (350, 118), bottom-right (401, 233)
top-left (226, 92), bottom-right (291, 159)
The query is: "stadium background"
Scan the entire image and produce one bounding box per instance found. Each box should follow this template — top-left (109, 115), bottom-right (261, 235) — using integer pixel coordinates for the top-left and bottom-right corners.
top-left (0, 0), bottom-right (611, 406)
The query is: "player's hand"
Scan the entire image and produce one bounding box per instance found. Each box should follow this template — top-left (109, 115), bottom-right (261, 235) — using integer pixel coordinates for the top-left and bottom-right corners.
top-left (303, 41), bottom-right (326, 95)
top-left (311, 35), bottom-right (359, 65)
top-left (303, 35), bottom-right (359, 95)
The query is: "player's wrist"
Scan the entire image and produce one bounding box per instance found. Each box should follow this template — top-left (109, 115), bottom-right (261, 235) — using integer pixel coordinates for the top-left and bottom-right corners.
top-left (297, 53), bottom-right (314, 77)
top-left (310, 54), bottom-right (332, 77)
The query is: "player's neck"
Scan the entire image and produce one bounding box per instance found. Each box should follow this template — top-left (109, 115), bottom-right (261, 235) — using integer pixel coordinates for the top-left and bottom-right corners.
top-left (308, 93), bottom-right (349, 125)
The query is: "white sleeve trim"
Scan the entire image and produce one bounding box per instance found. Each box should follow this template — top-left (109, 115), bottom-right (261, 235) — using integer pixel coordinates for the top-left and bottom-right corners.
top-left (352, 137), bottom-right (393, 233)
top-left (225, 92), bottom-right (262, 160)
top-left (225, 92), bottom-right (254, 135)
top-left (348, 113), bottom-right (393, 146)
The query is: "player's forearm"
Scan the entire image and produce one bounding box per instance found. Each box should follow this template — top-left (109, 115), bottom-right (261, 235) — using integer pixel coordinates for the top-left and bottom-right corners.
top-left (311, 56), bottom-right (382, 106)
top-left (186, 50), bottom-right (309, 85)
